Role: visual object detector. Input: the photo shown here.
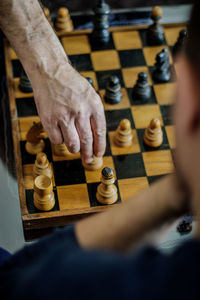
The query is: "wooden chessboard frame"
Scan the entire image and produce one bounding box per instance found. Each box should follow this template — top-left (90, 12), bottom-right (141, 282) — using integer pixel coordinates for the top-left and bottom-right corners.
top-left (4, 22), bottom-right (186, 235)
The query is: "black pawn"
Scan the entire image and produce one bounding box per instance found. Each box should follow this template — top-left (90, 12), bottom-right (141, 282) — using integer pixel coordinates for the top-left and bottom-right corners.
top-left (147, 6), bottom-right (165, 46)
top-left (153, 48), bottom-right (170, 83)
top-left (132, 72), bottom-right (151, 101)
top-left (92, 0), bottom-right (110, 44)
top-left (177, 217), bottom-right (193, 235)
top-left (173, 29), bottom-right (187, 57)
top-left (19, 68), bottom-right (33, 93)
top-left (104, 76), bottom-right (122, 104)
top-left (86, 77), bottom-right (93, 86)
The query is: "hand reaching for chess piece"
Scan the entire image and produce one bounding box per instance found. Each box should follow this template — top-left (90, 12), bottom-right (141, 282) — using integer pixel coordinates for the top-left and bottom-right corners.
top-left (0, 0), bottom-right (106, 164)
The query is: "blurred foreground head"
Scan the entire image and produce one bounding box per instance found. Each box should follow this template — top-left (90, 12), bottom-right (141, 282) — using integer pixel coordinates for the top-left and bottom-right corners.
top-left (175, 0), bottom-right (200, 203)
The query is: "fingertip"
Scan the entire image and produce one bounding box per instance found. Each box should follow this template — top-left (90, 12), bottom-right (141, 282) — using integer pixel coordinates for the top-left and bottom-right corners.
top-left (82, 156), bottom-right (93, 164)
top-left (67, 143), bottom-right (80, 154)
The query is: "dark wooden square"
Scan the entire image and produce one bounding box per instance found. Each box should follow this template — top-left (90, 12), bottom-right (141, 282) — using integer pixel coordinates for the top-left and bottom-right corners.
top-left (113, 153), bottom-right (146, 179)
top-left (53, 159), bottom-right (86, 186)
top-left (105, 108), bottom-right (135, 131)
top-left (68, 54), bottom-right (93, 72)
top-left (119, 49), bottom-right (146, 68)
top-left (16, 97), bottom-right (37, 117)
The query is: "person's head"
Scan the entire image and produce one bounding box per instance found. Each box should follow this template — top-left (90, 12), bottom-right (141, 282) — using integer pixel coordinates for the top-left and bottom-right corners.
top-left (175, 0), bottom-right (200, 202)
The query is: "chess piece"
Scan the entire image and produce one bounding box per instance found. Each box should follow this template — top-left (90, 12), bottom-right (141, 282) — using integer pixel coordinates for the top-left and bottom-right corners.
top-left (104, 76), bottom-right (122, 104)
top-left (132, 72), bottom-right (151, 101)
top-left (19, 68), bottom-right (33, 93)
top-left (177, 217), bottom-right (193, 235)
top-left (96, 167), bottom-right (118, 205)
top-left (153, 48), bottom-right (171, 83)
top-left (25, 122), bottom-right (45, 155)
top-left (92, 0), bottom-right (110, 44)
top-left (147, 6), bottom-right (165, 45)
top-left (33, 152), bottom-right (52, 179)
top-left (114, 119), bottom-right (133, 147)
top-left (43, 7), bottom-right (53, 26)
top-left (143, 118), bottom-right (163, 148)
top-left (82, 156), bottom-right (103, 171)
top-left (33, 175), bottom-right (55, 211)
top-left (173, 29), bottom-right (187, 57)
top-left (55, 7), bottom-right (74, 32)
top-left (53, 143), bottom-right (69, 156)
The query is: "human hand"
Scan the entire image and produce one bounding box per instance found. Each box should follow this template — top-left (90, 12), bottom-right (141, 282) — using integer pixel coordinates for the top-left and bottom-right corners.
top-left (30, 61), bottom-right (106, 163)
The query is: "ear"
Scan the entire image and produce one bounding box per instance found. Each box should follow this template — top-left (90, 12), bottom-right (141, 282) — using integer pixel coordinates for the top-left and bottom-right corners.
top-left (176, 56), bottom-right (200, 133)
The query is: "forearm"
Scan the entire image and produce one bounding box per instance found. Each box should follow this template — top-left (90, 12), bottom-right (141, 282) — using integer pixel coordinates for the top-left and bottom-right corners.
top-left (0, 0), bottom-right (68, 79)
top-left (76, 175), bottom-right (187, 252)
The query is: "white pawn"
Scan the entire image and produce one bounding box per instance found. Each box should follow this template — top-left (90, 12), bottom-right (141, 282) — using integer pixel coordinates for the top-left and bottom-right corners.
top-left (114, 119), bottom-right (133, 147)
top-left (33, 152), bottom-right (52, 179)
top-left (96, 167), bottom-right (118, 205)
top-left (143, 118), bottom-right (163, 147)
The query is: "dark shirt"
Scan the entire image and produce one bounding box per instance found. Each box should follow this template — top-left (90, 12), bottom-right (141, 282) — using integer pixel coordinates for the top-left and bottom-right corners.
top-left (0, 225), bottom-right (200, 300)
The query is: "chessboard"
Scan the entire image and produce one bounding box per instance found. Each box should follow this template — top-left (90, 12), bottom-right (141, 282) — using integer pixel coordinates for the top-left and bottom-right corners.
top-left (4, 17), bottom-right (186, 238)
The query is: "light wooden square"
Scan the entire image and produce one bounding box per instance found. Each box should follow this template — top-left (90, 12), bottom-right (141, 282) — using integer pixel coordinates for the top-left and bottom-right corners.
top-left (91, 50), bottom-right (120, 71)
top-left (61, 35), bottom-right (91, 55)
top-left (9, 47), bottom-right (18, 60)
top-left (108, 130), bottom-right (140, 156)
top-left (154, 83), bottom-right (176, 105)
top-left (122, 66), bottom-right (152, 88)
top-left (143, 46), bottom-right (173, 66)
top-left (84, 156), bottom-right (115, 183)
top-left (14, 78), bottom-right (33, 98)
top-left (113, 30), bottom-right (142, 50)
top-left (99, 88), bottom-right (131, 110)
top-left (57, 184), bottom-right (90, 210)
top-left (131, 104), bottom-right (163, 129)
top-left (165, 125), bottom-right (176, 149)
top-left (164, 26), bottom-right (186, 46)
top-left (142, 150), bottom-right (174, 176)
top-left (80, 71), bottom-right (98, 90)
top-left (118, 177), bottom-right (149, 201)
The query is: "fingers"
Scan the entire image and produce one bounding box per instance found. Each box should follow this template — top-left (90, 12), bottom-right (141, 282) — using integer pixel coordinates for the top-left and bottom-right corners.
top-left (90, 110), bottom-right (106, 157)
top-left (44, 124), bottom-right (64, 145)
top-left (75, 117), bottom-right (93, 163)
top-left (59, 120), bottom-right (80, 153)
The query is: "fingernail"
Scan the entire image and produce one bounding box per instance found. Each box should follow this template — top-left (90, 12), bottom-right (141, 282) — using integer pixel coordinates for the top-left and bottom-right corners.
top-left (85, 157), bottom-right (93, 164)
top-left (96, 152), bottom-right (103, 157)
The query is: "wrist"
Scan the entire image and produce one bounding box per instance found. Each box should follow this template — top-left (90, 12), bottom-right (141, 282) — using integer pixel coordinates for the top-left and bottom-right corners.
top-left (163, 174), bottom-right (189, 217)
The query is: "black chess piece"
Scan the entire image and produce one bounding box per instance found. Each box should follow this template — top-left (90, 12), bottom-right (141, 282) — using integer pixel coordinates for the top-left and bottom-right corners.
top-left (173, 29), bottom-right (187, 57)
top-left (92, 0), bottom-right (110, 44)
top-left (132, 72), bottom-right (151, 101)
top-left (147, 6), bottom-right (165, 46)
top-left (19, 68), bottom-right (33, 93)
top-left (153, 48), bottom-right (171, 83)
top-left (86, 77), bottom-right (93, 86)
top-left (104, 76), bottom-right (122, 104)
top-left (177, 217), bottom-right (193, 235)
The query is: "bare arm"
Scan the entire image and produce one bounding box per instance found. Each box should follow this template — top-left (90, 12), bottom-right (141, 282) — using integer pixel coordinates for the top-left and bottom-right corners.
top-left (76, 175), bottom-right (188, 252)
top-left (0, 0), bottom-right (106, 163)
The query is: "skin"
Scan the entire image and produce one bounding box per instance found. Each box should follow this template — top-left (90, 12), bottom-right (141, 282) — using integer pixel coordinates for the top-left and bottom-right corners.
top-left (76, 55), bottom-right (200, 252)
top-left (0, 0), bottom-right (106, 163)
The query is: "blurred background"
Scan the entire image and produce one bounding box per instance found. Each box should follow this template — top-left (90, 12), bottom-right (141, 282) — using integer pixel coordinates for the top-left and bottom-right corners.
top-left (41, 0), bottom-right (192, 12)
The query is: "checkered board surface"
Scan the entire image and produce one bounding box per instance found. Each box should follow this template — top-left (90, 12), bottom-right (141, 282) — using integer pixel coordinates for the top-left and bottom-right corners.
top-left (4, 24), bottom-right (185, 234)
